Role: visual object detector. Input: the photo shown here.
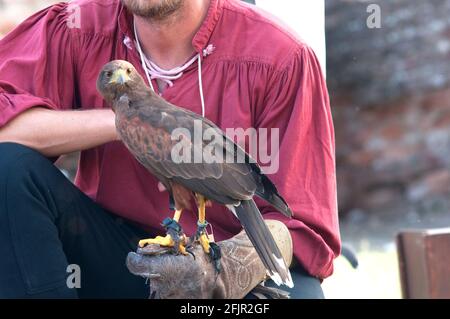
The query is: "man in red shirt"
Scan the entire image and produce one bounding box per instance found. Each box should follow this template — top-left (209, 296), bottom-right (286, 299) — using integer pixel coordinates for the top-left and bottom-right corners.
top-left (0, 0), bottom-right (340, 298)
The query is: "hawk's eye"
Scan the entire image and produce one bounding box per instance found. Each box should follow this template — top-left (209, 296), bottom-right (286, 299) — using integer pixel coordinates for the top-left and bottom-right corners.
top-left (127, 68), bottom-right (132, 75)
top-left (106, 71), bottom-right (113, 78)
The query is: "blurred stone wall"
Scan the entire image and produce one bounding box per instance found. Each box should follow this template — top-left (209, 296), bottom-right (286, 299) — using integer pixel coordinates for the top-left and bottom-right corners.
top-left (327, 0), bottom-right (450, 218)
top-left (327, 0), bottom-right (450, 105)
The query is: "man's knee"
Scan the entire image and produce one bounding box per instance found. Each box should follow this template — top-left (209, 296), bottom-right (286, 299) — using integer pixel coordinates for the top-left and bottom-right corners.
top-left (0, 141), bottom-right (43, 169)
top-left (0, 142), bottom-right (59, 195)
top-left (0, 142), bottom-right (82, 220)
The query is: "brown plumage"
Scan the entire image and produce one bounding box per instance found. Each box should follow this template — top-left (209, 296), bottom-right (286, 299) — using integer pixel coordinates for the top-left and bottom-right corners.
top-left (96, 60), bottom-right (293, 287)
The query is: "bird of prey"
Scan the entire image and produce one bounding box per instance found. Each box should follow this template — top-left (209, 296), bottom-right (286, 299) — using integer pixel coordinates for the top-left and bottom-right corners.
top-left (97, 60), bottom-right (294, 287)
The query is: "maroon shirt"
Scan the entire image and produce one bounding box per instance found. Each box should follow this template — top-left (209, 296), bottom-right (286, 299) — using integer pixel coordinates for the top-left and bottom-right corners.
top-left (0, 0), bottom-right (340, 279)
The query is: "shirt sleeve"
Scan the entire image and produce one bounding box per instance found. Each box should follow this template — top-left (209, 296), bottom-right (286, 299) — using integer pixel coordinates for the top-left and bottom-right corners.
top-left (254, 45), bottom-right (341, 279)
top-left (0, 3), bottom-right (78, 127)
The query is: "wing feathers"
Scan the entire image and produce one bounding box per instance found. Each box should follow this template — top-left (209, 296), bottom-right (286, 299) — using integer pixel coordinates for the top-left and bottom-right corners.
top-left (117, 94), bottom-right (292, 216)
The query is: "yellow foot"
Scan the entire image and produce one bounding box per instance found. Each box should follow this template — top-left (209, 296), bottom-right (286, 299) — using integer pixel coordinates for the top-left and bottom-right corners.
top-left (139, 235), bottom-right (188, 255)
top-left (139, 235), bottom-right (173, 247)
top-left (199, 233), bottom-right (211, 254)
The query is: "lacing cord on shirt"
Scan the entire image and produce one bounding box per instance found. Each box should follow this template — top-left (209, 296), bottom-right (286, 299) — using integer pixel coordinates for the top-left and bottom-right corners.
top-left (133, 21), bottom-right (206, 117)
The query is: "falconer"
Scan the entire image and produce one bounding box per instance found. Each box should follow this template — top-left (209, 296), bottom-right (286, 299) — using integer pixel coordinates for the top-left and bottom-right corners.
top-left (0, 0), bottom-right (339, 298)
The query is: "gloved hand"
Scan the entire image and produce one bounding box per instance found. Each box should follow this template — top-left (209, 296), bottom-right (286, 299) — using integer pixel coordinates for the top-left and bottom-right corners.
top-left (126, 220), bottom-right (293, 299)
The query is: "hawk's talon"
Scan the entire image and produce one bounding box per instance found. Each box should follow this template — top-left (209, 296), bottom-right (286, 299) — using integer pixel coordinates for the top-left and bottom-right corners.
top-left (138, 235), bottom-right (174, 248)
top-left (208, 242), bottom-right (222, 273)
top-left (138, 217), bottom-right (188, 255)
top-left (138, 234), bottom-right (189, 255)
top-left (185, 246), bottom-right (196, 259)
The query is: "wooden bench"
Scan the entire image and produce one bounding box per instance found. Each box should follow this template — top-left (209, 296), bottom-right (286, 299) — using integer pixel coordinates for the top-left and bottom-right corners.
top-left (397, 228), bottom-right (450, 298)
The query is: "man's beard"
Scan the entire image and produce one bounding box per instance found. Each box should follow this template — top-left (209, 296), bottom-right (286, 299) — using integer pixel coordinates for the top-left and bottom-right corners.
top-left (122, 0), bottom-right (183, 20)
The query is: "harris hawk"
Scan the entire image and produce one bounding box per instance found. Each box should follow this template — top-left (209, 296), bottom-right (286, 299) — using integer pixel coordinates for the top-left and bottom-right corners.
top-left (96, 60), bottom-right (293, 287)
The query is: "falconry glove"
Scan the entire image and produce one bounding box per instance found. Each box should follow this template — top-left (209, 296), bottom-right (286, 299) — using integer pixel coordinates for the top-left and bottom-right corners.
top-left (126, 220), bottom-right (293, 299)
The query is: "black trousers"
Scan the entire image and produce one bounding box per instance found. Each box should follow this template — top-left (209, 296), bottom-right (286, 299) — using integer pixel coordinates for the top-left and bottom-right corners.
top-left (0, 142), bottom-right (324, 299)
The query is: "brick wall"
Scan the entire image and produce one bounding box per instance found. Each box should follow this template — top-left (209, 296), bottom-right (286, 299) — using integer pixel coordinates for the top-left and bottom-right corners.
top-left (327, 0), bottom-right (450, 218)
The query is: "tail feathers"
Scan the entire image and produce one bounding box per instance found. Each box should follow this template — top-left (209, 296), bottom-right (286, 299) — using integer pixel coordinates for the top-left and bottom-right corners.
top-left (234, 200), bottom-right (293, 288)
top-left (255, 174), bottom-right (293, 218)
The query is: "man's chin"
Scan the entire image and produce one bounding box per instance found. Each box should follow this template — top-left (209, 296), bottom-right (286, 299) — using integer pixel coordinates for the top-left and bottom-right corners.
top-left (121, 0), bottom-right (183, 20)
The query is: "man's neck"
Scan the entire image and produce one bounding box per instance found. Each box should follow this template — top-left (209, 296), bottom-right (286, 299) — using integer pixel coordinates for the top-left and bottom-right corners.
top-left (134, 0), bottom-right (210, 70)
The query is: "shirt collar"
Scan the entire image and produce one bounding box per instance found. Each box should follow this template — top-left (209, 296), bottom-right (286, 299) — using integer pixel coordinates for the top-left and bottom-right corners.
top-left (192, 0), bottom-right (223, 54)
top-left (118, 0), bottom-right (223, 54)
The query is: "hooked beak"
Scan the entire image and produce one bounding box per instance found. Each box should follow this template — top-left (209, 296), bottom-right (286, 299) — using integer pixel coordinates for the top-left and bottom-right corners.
top-left (109, 69), bottom-right (130, 85)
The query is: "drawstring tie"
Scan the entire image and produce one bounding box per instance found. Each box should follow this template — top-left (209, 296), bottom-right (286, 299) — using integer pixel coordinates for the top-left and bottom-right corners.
top-left (133, 21), bottom-right (210, 117)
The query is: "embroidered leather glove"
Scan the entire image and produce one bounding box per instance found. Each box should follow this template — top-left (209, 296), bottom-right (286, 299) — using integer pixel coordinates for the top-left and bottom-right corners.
top-left (126, 220), bottom-right (293, 299)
